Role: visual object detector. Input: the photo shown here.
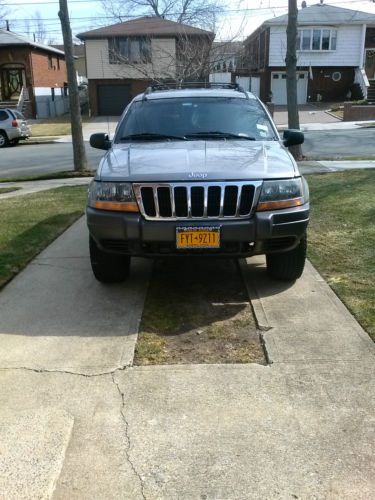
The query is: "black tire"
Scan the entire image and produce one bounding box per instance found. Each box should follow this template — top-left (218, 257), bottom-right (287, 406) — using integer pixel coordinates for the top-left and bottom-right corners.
top-left (89, 236), bottom-right (131, 283)
top-left (0, 131), bottom-right (9, 148)
top-left (266, 235), bottom-right (307, 281)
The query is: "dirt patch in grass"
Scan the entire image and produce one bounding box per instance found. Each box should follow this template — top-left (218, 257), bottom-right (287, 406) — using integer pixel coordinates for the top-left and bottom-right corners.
top-left (135, 258), bottom-right (265, 365)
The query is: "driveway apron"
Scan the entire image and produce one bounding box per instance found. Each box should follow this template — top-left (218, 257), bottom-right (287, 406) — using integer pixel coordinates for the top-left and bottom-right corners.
top-left (0, 225), bottom-right (374, 498)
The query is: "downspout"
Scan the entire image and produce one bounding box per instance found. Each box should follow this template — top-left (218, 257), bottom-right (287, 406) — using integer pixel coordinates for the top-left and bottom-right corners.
top-left (360, 23), bottom-right (366, 68)
top-left (28, 49), bottom-right (36, 118)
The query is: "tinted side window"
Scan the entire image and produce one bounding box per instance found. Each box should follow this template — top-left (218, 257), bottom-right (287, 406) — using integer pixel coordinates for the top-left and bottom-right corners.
top-left (0, 110), bottom-right (9, 121)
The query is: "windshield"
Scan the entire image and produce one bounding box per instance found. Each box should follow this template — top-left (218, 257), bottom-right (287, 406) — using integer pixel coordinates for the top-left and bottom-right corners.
top-left (115, 97), bottom-right (277, 142)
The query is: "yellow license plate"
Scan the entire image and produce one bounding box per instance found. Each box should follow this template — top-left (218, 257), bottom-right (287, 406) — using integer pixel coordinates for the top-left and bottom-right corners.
top-left (176, 227), bottom-right (220, 249)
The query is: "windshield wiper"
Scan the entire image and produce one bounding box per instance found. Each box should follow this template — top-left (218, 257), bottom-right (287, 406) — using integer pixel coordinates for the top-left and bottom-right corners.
top-left (120, 133), bottom-right (187, 141)
top-left (185, 131), bottom-right (256, 140)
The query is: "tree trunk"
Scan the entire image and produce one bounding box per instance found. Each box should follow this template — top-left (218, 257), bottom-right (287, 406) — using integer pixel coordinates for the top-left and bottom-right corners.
top-left (58, 0), bottom-right (88, 172)
top-left (285, 0), bottom-right (302, 159)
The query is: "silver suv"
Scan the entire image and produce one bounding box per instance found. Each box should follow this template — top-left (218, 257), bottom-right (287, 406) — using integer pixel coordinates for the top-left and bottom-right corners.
top-left (88, 84), bottom-right (309, 283)
top-left (0, 108), bottom-right (30, 148)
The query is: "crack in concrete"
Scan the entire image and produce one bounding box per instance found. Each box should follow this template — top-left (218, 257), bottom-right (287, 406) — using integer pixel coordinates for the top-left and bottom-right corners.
top-left (111, 372), bottom-right (147, 500)
top-left (0, 366), bottom-right (129, 378)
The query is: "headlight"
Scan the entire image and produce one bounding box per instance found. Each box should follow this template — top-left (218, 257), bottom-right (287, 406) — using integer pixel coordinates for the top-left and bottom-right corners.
top-left (88, 181), bottom-right (139, 212)
top-left (257, 177), bottom-right (308, 211)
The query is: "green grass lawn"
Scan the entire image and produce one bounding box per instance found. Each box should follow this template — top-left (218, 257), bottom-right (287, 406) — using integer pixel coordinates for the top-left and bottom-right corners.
top-left (0, 186), bottom-right (87, 287)
top-left (30, 113), bottom-right (89, 137)
top-left (0, 170), bottom-right (95, 183)
top-left (307, 170), bottom-right (375, 340)
top-left (0, 187), bottom-right (20, 194)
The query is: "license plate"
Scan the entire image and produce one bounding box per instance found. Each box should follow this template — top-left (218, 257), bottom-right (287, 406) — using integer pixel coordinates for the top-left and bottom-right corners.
top-left (176, 227), bottom-right (220, 249)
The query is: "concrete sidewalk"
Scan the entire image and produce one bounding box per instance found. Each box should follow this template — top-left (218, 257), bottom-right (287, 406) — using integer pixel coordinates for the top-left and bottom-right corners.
top-left (0, 220), bottom-right (374, 498)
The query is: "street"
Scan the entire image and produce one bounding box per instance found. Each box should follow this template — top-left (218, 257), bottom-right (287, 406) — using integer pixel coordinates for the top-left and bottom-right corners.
top-left (302, 127), bottom-right (375, 159)
top-left (0, 128), bottom-right (374, 180)
top-left (0, 142), bottom-right (104, 179)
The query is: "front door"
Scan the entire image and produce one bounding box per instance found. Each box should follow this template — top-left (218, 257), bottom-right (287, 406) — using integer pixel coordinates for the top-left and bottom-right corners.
top-left (365, 49), bottom-right (375, 80)
top-left (0, 67), bottom-right (24, 101)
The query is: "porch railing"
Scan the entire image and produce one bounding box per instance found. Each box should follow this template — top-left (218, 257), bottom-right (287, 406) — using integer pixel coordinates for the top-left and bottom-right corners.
top-left (16, 87), bottom-right (30, 112)
top-left (355, 67), bottom-right (369, 100)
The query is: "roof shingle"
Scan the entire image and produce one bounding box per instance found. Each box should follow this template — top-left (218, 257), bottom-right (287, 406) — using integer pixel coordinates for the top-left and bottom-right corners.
top-left (77, 16), bottom-right (214, 39)
top-left (265, 3), bottom-right (375, 25)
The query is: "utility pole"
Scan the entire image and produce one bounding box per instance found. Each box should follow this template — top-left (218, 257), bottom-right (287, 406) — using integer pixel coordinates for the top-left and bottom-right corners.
top-left (58, 0), bottom-right (88, 172)
top-left (285, 0), bottom-right (302, 159)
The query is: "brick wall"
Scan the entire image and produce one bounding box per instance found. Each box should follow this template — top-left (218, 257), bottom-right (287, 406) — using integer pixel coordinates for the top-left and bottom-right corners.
top-left (31, 50), bottom-right (67, 87)
top-left (343, 102), bottom-right (375, 121)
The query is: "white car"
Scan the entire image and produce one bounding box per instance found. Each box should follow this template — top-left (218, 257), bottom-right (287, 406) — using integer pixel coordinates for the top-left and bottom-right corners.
top-left (0, 108), bottom-right (31, 148)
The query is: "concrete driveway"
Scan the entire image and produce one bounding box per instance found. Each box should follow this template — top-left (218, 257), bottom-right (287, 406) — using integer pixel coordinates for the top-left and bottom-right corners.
top-left (0, 219), bottom-right (374, 498)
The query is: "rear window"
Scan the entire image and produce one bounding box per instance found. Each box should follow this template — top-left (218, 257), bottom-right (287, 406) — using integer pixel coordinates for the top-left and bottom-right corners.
top-left (115, 97), bottom-right (277, 141)
top-left (13, 110), bottom-right (25, 119)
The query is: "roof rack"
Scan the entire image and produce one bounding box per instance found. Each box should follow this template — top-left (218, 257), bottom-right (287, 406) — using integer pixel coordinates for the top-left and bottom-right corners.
top-left (142, 82), bottom-right (249, 100)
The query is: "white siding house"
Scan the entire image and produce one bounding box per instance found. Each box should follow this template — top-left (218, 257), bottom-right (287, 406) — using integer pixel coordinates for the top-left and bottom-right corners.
top-left (243, 3), bottom-right (375, 104)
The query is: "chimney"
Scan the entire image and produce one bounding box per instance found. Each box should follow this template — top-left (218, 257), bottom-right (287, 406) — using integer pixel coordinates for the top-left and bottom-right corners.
top-left (301, 1), bottom-right (307, 7)
top-left (319, 0), bottom-right (324, 4)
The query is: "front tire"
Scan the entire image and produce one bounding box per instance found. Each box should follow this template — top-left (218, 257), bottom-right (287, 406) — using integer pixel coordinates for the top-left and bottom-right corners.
top-left (89, 236), bottom-right (130, 283)
top-left (266, 235), bottom-right (307, 281)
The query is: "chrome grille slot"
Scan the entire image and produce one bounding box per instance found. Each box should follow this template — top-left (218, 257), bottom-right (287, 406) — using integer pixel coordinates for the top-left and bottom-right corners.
top-left (141, 187), bottom-right (156, 217)
top-left (223, 186), bottom-right (238, 216)
top-left (133, 181), bottom-right (262, 221)
top-left (174, 186), bottom-right (188, 217)
top-left (157, 187), bottom-right (172, 217)
top-left (207, 186), bottom-right (221, 217)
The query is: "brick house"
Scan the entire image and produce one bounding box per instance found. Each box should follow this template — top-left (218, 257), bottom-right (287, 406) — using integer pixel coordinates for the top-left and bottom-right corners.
top-left (52, 43), bottom-right (87, 81)
top-left (77, 16), bottom-right (214, 115)
top-left (240, 3), bottom-right (375, 104)
top-left (0, 29), bottom-right (68, 118)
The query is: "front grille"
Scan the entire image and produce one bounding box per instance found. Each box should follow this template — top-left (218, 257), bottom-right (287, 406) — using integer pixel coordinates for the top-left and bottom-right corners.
top-left (133, 182), bottom-right (262, 220)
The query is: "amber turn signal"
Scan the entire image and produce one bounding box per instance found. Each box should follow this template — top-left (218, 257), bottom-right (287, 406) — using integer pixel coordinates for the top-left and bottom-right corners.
top-left (94, 201), bottom-right (139, 212)
top-left (256, 197), bottom-right (303, 211)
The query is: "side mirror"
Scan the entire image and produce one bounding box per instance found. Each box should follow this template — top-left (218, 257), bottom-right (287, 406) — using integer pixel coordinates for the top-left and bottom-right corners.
top-left (90, 133), bottom-right (111, 150)
top-left (283, 129), bottom-right (304, 148)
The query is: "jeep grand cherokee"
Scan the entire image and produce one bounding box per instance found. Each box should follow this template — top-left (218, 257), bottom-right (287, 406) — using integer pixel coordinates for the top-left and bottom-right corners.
top-left (87, 84), bottom-right (309, 283)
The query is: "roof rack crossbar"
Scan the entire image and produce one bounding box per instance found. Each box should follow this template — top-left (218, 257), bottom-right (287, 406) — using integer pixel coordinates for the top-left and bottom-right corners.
top-left (144, 82), bottom-right (250, 98)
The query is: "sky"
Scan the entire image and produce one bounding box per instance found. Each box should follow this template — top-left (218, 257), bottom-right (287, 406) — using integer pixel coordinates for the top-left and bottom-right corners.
top-left (3, 0), bottom-right (375, 44)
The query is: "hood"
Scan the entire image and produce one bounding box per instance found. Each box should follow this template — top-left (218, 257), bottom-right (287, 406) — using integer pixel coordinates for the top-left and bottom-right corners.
top-left (96, 140), bottom-right (298, 182)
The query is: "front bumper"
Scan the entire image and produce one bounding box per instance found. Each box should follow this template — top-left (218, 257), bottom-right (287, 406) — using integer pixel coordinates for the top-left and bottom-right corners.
top-left (87, 203), bottom-right (309, 257)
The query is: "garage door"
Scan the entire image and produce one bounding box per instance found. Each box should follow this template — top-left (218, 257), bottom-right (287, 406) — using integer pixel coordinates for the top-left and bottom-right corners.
top-left (97, 84), bottom-right (131, 115)
top-left (271, 72), bottom-right (308, 105)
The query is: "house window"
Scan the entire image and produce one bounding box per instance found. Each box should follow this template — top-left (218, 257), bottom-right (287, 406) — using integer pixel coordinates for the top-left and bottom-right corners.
top-left (57, 57), bottom-right (60, 70)
top-left (297, 28), bottom-right (337, 51)
top-left (48, 55), bottom-right (53, 69)
top-left (108, 37), bottom-right (152, 64)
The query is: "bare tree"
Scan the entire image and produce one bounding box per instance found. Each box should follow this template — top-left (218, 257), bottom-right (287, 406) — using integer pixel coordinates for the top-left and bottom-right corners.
top-left (285, 0), bottom-right (302, 159)
top-left (0, 0), bottom-right (8, 22)
top-left (33, 11), bottom-right (47, 43)
top-left (100, 0), bottom-right (224, 31)
top-left (107, 30), bottom-right (215, 85)
top-left (58, 0), bottom-right (88, 172)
